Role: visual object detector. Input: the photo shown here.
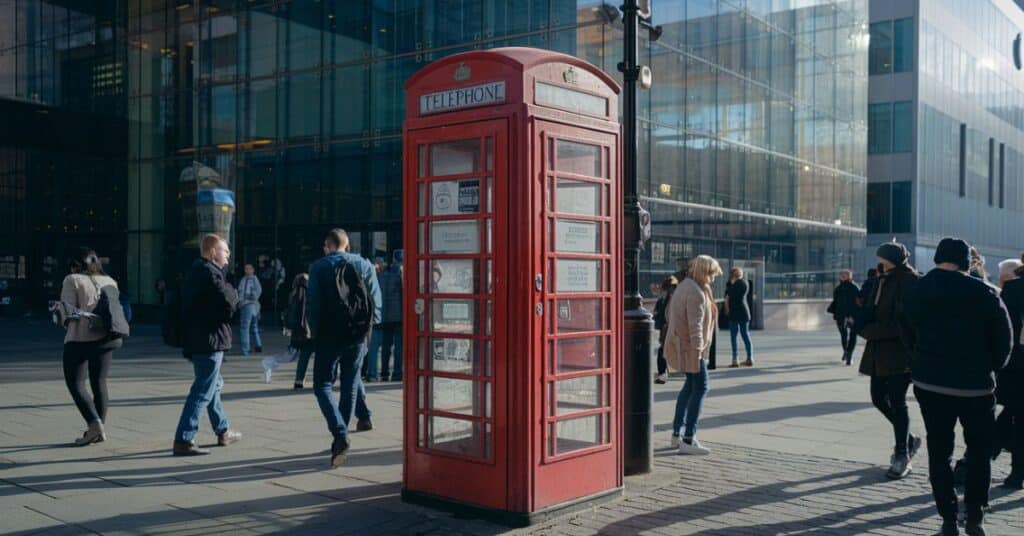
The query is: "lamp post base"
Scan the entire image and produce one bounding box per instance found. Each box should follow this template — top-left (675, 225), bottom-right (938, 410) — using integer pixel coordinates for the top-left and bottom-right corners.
top-left (622, 304), bottom-right (655, 476)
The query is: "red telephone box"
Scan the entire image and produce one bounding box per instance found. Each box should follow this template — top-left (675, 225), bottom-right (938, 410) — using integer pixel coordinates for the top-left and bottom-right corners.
top-left (401, 48), bottom-right (622, 525)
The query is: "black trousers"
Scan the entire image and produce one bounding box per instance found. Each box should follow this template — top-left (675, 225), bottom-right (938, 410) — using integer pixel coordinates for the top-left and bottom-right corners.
top-left (870, 373), bottom-right (912, 455)
top-left (657, 345), bottom-right (667, 375)
top-left (915, 387), bottom-right (996, 523)
top-left (835, 318), bottom-right (857, 354)
top-left (62, 341), bottom-right (115, 425)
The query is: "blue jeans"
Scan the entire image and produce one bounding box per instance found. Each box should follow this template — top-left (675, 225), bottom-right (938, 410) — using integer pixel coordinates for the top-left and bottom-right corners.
top-left (314, 343), bottom-right (371, 442)
top-left (672, 359), bottom-right (709, 439)
top-left (365, 325), bottom-right (383, 380)
top-left (175, 352), bottom-right (229, 443)
top-left (239, 303), bottom-right (262, 355)
top-left (381, 322), bottom-right (403, 380)
top-left (294, 347), bottom-right (313, 384)
top-left (729, 320), bottom-right (752, 364)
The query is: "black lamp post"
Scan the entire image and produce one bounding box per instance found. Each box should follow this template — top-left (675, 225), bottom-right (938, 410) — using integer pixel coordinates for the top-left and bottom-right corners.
top-left (618, 0), bottom-right (658, 477)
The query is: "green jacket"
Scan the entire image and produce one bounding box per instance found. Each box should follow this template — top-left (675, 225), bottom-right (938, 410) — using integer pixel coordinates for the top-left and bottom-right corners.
top-left (858, 266), bottom-right (919, 377)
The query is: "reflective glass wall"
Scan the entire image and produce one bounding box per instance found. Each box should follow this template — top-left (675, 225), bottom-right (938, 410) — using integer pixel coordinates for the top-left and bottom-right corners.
top-left (1, 0), bottom-right (867, 308)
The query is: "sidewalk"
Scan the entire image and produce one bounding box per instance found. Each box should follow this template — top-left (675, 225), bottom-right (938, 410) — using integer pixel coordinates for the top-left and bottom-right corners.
top-left (1, 319), bottom-right (1022, 535)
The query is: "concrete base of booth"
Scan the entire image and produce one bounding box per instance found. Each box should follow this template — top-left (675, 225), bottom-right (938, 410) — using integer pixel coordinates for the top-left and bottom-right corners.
top-left (401, 486), bottom-right (624, 527)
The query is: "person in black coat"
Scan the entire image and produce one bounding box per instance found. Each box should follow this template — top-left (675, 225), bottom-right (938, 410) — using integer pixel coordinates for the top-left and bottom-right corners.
top-left (997, 258), bottom-right (1024, 489)
top-left (858, 266), bottom-right (880, 307)
top-left (653, 275), bottom-right (679, 384)
top-left (172, 234), bottom-right (242, 456)
top-left (829, 270), bottom-right (860, 365)
top-left (724, 267), bottom-right (753, 367)
top-left (901, 237), bottom-right (1013, 535)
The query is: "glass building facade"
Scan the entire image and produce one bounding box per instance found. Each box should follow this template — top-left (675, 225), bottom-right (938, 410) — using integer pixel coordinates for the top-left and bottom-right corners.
top-left (0, 0), bottom-right (868, 313)
top-left (868, 0), bottom-right (1024, 271)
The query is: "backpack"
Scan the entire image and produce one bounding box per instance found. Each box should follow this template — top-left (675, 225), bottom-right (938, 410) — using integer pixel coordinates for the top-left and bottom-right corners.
top-left (161, 289), bottom-right (185, 348)
top-left (322, 261), bottom-right (372, 344)
top-left (89, 276), bottom-right (130, 338)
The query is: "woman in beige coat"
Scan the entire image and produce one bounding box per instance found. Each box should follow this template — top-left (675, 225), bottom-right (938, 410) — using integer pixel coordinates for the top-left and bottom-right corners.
top-left (60, 247), bottom-right (122, 446)
top-left (665, 255), bottom-right (722, 455)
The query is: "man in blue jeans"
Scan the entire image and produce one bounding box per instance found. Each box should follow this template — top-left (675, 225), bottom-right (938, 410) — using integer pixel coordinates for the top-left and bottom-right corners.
top-left (307, 228), bottom-right (381, 467)
top-left (236, 263), bottom-right (263, 355)
top-left (173, 234), bottom-right (243, 456)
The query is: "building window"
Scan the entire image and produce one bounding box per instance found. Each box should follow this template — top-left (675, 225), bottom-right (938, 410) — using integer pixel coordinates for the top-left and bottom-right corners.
top-left (868, 103), bottom-right (892, 154)
top-left (893, 18), bottom-right (914, 73)
top-left (892, 101), bottom-right (913, 153)
top-left (867, 182), bottom-right (891, 233)
top-left (892, 181), bottom-right (912, 233)
top-left (870, 18), bottom-right (914, 75)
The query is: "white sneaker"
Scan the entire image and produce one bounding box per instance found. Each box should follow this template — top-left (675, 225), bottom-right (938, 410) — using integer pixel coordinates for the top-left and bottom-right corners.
top-left (670, 435), bottom-right (680, 448)
top-left (677, 438), bottom-right (710, 455)
top-left (262, 368), bottom-right (272, 384)
top-left (655, 372), bottom-right (668, 384)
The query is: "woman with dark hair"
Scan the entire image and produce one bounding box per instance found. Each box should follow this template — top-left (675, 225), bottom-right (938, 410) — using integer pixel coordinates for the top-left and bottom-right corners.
top-left (287, 273), bottom-right (314, 389)
top-left (60, 247), bottom-right (121, 446)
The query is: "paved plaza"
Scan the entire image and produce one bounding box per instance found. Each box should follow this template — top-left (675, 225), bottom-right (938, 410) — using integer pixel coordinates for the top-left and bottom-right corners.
top-left (2, 318), bottom-right (1023, 535)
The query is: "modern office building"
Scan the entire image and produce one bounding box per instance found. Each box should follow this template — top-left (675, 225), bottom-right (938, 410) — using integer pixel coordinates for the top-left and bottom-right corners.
top-left (0, 1), bottom-right (868, 325)
top-left (867, 0), bottom-right (1024, 274)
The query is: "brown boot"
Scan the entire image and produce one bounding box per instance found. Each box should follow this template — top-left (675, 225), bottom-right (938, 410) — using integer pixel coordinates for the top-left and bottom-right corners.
top-left (172, 441), bottom-right (210, 456)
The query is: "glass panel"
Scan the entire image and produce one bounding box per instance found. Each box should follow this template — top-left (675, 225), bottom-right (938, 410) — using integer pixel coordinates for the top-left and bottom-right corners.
top-left (430, 259), bottom-right (478, 294)
top-left (484, 423), bottom-right (492, 459)
top-left (429, 179), bottom-right (481, 216)
top-left (554, 298), bottom-right (603, 333)
top-left (430, 139), bottom-right (480, 176)
top-left (555, 336), bottom-right (602, 373)
top-left (555, 139), bottom-right (601, 176)
top-left (555, 414), bottom-right (602, 454)
top-left (485, 137), bottom-right (493, 171)
top-left (430, 299), bottom-right (475, 334)
top-left (893, 18), bottom-right (914, 73)
top-left (418, 414), bottom-right (426, 447)
top-left (429, 377), bottom-right (482, 416)
top-left (869, 20), bottom-right (893, 75)
top-left (418, 144), bottom-right (427, 178)
top-left (868, 103), bottom-right (892, 154)
top-left (429, 221), bottom-right (479, 254)
top-left (428, 416), bottom-right (482, 457)
top-left (893, 101), bottom-right (912, 153)
top-left (555, 179), bottom-right (601, 215)
top-left (553, 220), bottom-right (600, 253)
top-left (418, 376), bottom-right (426, 409)
top-left (536, 82), bottom-right (608, 117)
top-left (428, 337), bottom-right (484, 375)
top-left (556, 375), bottom-right (603, 415)
top-left (554, 259), bottom-right (601, 292)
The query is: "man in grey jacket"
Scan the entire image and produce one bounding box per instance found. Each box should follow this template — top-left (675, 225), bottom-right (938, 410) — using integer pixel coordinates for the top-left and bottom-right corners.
top-left (236, 263), bottom-right (262, 355)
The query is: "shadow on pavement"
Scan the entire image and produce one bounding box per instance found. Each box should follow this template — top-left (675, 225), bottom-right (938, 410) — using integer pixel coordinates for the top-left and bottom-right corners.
top-left (654, 401), bottom-right (874, 434)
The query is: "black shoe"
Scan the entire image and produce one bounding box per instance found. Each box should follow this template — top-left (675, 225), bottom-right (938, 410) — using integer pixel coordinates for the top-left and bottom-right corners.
top-left (939, 519), bottom-right (960, 536)
top-left (172, 441), bottom-right (210, 456)
top-left (330, 437), bottom-right (350, 467)
top-left (356, 419), bottom-right (373, 432)
top-left (293, 382), bottom-right (304, 390)
top-left (964, 520), bottom-right (986, 536)
top-left (1003, 472), bottom-right (1024, 489)
top-left (255, 346), bottom-right (263, 353)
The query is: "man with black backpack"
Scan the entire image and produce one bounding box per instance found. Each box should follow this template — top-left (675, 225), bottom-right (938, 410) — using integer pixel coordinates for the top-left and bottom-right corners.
top-left (307, 228), bottom-right (382, 467)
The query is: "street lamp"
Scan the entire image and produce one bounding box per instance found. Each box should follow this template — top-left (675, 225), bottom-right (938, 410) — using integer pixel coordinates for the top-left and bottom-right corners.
top-left (618, 0), bottom-right (660, 477)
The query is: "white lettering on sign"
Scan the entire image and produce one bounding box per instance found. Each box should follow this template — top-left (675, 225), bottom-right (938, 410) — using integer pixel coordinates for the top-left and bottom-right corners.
top-left (420, 81), bottom-right (506, 115)
top-left (555, 220), bottom-right (599, 253)
top-left (556, 259), bottom-right (600, 293)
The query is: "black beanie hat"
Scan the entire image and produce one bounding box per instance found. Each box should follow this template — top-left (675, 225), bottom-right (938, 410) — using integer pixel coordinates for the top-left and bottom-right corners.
top-left (876, 242), bottom-right (909, 266)
top-left (933, 237), bottom-right (971, 271)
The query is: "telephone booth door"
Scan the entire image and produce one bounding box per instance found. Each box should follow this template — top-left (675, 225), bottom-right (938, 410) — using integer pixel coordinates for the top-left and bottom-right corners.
top-left (532, 121), bottom-right (621, 508)
top-left (403, 119), bottom-right (509, 510)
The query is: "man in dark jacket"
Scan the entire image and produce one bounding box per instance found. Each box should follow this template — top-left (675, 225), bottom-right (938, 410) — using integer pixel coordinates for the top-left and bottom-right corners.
top-left (859, 242), bottom-right (922, 480)
top-left (830, 270), bottom-right (860, 365)
top-left (378, 249), bottom-right (403, 382)
top-left (858, 267), bottom-right (880, 306)
top-left (996, 259), bottom-right (1024, 489)
top-left (902, 237), bottom-right (1013, 536)
top-left (308, 229), bottom-right (382, 467)
top-left (172, 234), bottom-right (243, 456)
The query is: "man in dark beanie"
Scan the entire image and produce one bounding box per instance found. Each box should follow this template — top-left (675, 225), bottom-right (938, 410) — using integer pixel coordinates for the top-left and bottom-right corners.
top-left (858, 241), bottom-right (921, 481)
top-left (901, 237), bottom-right (1013, 536)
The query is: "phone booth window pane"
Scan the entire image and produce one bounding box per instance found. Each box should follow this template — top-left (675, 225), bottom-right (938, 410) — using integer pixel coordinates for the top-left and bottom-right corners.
top-left (418, 414), bottom-right (427, 447)
top-left (429, 179), bottom-right (481, 216)
top-left (553, 220), bottom-right (600, 253)
top-left (418, 183), bottom-right (427, 216)
top-left (429, 377), bottom-right (482, 416)
top-left (556, 375), bottom-right (603, 415)
top-left (555, 179), bottom-right (601, 215)
top-left (556, 336), bottom-right (602, 373)
top-left (429, 221), bottom-right (479, 254)
top-left (555, 415), bottom-right (602, 454)
top-left (430, 139), bottom-right (480, 176)
top-left (430, 299), bottom-right (475, 333)
top-left (485, 137), bottom-right (493, 171)
top-left (429, 337), bottom-right (482, 374)
top-left (417, 260), bottom-right (426, 293)
top-left (430, 259), bottom-right (478, 294)
top-left (418, 375), bottom-right (426, 409)
top-left (418, 145), bottom-right (427, 178)
top-left (484, 423), bottom-right (492, 459)
top-left (554, 259), bottom-right (601, 292)
top-left (554, 298), bottom-right (603, 333)
top-left (486, 177), bottom-right (493, 213)
top-left (555, 139), bottom-right (601, 177)
top-left (428, 416), bottom-right (482, 457)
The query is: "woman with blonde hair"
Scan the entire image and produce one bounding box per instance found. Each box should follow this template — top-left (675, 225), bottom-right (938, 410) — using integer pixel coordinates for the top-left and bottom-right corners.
top-left (665, 255), bottom-right (722, 455)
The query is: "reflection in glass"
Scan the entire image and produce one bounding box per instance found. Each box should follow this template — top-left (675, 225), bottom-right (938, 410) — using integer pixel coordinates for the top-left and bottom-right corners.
top-left (428, 416), bottom-right (483, 458)
top-left (430, 299), bottom-right (475, 334)
top-left (554, 414), bottom-right (602, 455)
top-left (430, 139), bottom-right (480, 176)
top-left (555, 375), bottom-right (603, 415)
top-left (429, 377), bottom-right (482, 416)
top-left (430, 259), bottom-right (478, 294)
top-left (429, 337), bottom-right (485, 375)
top-left (555, 139), bottom-right (601, 176)
top-left (554, 298), bottom-right (603, 333)
top-left (555, 336), bottom-right (602, 372)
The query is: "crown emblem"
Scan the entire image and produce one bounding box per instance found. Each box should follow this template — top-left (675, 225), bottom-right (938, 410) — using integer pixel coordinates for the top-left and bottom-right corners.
top-left (563, 66), bottom-right (578, 84)
top-left (454, 62), bottom-right (471, 81)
